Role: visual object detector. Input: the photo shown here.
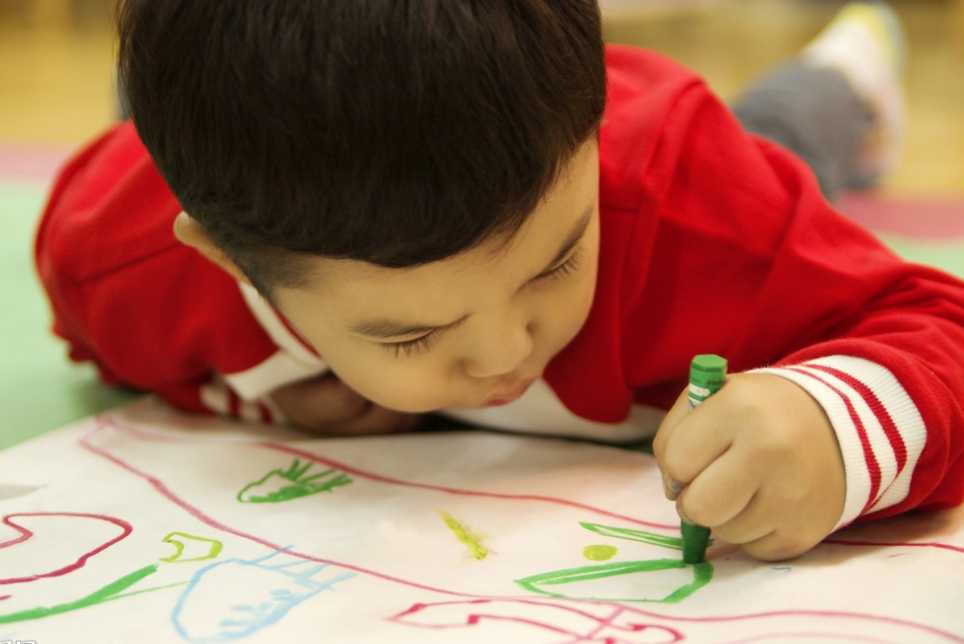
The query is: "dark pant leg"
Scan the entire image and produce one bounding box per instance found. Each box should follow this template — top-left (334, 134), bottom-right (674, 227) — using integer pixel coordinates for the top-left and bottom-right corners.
top-left (731, 62), bottom-right (873, 201)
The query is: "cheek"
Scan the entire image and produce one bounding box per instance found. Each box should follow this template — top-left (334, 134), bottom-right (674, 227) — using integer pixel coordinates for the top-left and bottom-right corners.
top-left (560, 249), bottom-right (599, 337)
top-left (321, 348), bottom-right (451, 413)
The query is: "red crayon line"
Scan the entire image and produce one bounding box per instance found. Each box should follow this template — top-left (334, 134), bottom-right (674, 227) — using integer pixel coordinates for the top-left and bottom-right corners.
top-left (389, 600), bottom-right (680, 643)
top-left (573, 605), bottom-right (626, 644)
top-left (260, 441), bottom-right (678, 530)
top-left (0, 512), bottom-right (132, 585)
top-left (719, 632), bottom-right (894, 644)
top-left (390, 598), bottom-right (625, 628)
top-left (826, 538), bottom-right (964, 554)
top-left (93, 414), bottom-right (677, 531)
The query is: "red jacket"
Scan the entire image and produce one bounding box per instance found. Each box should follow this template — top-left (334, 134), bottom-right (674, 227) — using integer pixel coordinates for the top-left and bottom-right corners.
top-left (36, 45), bottom-right (964, 530)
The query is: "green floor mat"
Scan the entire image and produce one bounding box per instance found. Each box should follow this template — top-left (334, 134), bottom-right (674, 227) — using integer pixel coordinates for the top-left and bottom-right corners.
top-left (1, 182), bottom-right (133, 449)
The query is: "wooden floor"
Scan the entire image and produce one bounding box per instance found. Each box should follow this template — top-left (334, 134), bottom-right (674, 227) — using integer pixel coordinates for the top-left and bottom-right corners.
top-left (1, 0), bottom-right (961, 195)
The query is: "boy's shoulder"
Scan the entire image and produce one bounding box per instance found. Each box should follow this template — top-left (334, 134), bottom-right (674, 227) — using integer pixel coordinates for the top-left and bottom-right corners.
top-left (604, 44), bottom-right (702, 93)
top-left (600, 45), bottom-right (707, 211)
top-left (36, 121), bottom-right (194, 286)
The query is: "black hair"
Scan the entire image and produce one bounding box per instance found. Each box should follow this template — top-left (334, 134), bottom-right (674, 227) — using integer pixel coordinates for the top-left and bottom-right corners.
top-left (118, 1), bottom-right (606, 295)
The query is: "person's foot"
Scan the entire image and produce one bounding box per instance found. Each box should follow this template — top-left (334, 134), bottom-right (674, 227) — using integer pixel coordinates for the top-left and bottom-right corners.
top-left (802, 1), bottom-right (907, 188)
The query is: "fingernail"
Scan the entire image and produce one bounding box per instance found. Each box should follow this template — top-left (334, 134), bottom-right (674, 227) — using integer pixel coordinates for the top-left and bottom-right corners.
top-left (662, 473), bottom-right (683, 500)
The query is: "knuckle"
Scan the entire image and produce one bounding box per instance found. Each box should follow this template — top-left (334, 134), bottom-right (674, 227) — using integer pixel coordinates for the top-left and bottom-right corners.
top-left (744, 428), bottom-right (794, 462)
top-left (710, 524), bottom-right (742, 545)
top-left (678, 494), bottom-right (712, 527)
top-left (744, 535), bottom-right (809, 562)
top-left (661, 450), bottom-right (691, 486)
top-left (724, 378), bottom-right (770, 421)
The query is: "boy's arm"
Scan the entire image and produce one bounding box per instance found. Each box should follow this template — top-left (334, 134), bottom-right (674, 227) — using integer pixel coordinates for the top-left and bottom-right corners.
top-left (37, 237), bottom-right (288, 424)
top-left (623, 80), bottom-right (964, 530)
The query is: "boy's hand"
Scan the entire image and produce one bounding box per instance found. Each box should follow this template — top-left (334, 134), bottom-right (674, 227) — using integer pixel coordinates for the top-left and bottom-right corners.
top-left (653, 372), bottom-right (846, 561)
top-left (270, 374), bottom-right (422, 435)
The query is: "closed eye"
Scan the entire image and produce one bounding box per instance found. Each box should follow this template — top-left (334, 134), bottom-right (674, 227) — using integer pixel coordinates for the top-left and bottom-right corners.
top-left (537, 247), bottom-right (582, 282)
top-left (383, 332), bottom-right (438, 358)
top-left (381, 246), bottom-right (583, 359)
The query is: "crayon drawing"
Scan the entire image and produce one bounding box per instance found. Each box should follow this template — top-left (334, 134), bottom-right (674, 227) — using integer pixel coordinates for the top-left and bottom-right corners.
top-left (236, 459), bottom-right (352, 504)
top-left (0, 397), bottom-right (961, 643)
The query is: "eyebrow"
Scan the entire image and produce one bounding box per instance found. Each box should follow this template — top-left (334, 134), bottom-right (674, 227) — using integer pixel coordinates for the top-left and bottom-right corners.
top-left (351, 204), bottom-right (595, 340)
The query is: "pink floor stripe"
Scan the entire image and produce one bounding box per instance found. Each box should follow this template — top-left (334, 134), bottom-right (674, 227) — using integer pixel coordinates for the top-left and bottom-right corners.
top-left (839, 193), bottom-right (964, 240)
top-left (0, 144), bottom-right (72, 183)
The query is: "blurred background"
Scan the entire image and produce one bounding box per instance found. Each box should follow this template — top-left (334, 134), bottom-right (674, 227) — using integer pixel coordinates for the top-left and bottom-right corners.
top-left (0, 0), bottom-right (962, 447)
top-left (1, 0), bottom-right (962, 191)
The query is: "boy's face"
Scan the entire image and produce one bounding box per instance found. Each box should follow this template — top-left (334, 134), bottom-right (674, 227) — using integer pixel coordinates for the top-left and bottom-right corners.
top-left (275, 141), bottom-right (601, 413)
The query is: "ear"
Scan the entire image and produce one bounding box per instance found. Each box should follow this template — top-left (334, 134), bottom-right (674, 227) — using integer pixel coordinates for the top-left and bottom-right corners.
top-left (172, 211), bottom-right (251, 285)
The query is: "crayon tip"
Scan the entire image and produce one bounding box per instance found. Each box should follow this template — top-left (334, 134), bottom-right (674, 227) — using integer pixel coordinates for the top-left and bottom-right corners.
top-left (681, 521), bottom-right (711, 564)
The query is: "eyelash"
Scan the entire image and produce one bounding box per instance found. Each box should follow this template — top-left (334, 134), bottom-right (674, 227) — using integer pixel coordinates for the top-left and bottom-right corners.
top-left (383, 247), bottom-right (583, 358)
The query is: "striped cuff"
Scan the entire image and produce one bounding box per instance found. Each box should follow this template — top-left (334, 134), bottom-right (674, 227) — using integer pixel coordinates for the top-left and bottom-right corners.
top-left (754, 356), bottom-right (926, 531)
top-left (200, 377), bottom-right (287, 425)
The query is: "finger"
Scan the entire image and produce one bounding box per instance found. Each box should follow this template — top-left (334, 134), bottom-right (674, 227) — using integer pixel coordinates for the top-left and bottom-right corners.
top-left (652, 388), bottom-right (692, 499)
top-left (711, 490), bottom-right (774, 546)
top-left (659, 394), bottom-right (735, 492)
top-left (676, 447), bottom-right (760, 528)
top-left (652, 387), bottom-right (691, 460)
top-left (741, 531), bottom-right (816, 562)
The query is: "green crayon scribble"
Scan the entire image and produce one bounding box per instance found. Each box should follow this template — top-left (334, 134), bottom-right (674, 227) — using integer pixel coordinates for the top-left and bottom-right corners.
top-left (237, 458), bottom-right (352, 503)
top-left (583, 544), bottom-right (618, 561)
top-left (440, 512), bottom-right (489, 560)
top-left (517, 522), bottom-right (713, 603)
top-left (517, 559), bottom-right (712, 604)
top-left (0, 564), bottom-right (158, 624)
top-left (580, 522), bottom-right (684, 550)
top-left (103, 581), bottom-right (190, 603)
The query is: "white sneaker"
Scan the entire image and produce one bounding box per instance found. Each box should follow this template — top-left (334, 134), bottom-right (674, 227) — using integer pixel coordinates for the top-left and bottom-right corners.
top-left (803, 1), bottom-right (907, 187)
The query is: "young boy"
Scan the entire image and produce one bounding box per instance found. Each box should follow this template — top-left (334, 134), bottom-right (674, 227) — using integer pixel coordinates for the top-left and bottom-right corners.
top-left (35, 1), bottom-right (963, 562)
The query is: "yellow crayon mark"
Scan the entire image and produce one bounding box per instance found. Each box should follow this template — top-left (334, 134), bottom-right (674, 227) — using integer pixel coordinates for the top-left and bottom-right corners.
top-left (160, 531), bottom-right (224, 563)
top-left (440, 512), bottom-right (489, 560)
top-left (583, 544), bottom-right (619, 561)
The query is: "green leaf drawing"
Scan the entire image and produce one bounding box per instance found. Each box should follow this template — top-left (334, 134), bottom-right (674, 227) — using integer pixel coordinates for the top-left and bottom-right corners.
top-left (237, 459), bottom-right (352, 504)
top-left (517, 558), bottom-right (712, 604)
top-left (579, 522), bottom-right (685, 550)
top-left (515, 522), bottom-right (713, 603)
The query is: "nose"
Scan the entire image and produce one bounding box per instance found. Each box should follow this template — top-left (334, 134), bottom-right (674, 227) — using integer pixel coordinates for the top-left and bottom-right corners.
top-left (464, 320), bottom-right (535, 380)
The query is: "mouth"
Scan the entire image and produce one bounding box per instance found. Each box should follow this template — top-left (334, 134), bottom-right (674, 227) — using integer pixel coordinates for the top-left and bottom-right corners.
top-left (484, 378), bottom-right (536, 406)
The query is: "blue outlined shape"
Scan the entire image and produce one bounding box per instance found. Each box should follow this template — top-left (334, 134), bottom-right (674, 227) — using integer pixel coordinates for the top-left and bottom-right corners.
top-left (171, 545), bottom-right (355, 642)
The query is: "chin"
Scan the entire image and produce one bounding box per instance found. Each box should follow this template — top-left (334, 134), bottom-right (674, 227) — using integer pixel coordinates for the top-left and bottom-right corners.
top-left (379, 397), bottom-right (447, 415)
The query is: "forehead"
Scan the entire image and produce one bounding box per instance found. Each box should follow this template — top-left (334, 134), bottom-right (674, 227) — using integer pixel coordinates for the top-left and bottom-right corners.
top-left (280, 141), bottom-right (599, 317)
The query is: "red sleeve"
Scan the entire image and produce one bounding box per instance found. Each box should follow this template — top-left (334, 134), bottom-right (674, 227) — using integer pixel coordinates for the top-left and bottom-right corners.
top-left (623, 79), bottom-right (964, 528)
top-left (34, 123), bottom-right (288, 424)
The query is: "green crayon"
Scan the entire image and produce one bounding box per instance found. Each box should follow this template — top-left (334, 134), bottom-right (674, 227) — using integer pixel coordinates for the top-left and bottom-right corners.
top-left (680, 354), bottom-right (728, 564)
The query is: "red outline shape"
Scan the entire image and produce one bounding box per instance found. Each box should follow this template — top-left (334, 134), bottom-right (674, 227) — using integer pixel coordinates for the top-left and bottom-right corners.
top-left (0, 512), bottom-right (132, 585)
